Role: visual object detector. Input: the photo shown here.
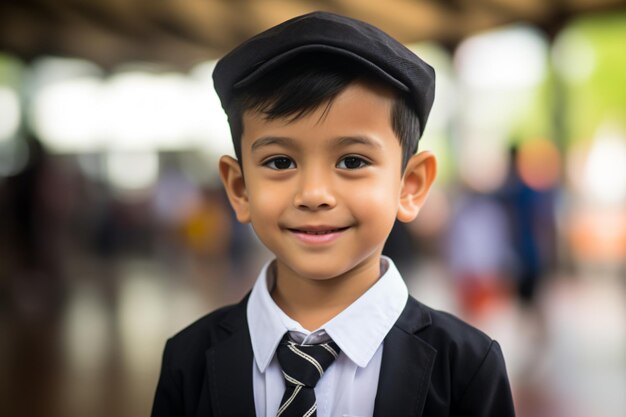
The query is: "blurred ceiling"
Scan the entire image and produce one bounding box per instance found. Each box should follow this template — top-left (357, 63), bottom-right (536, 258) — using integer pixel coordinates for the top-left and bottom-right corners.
top-left (0, 0), bottom-right (623, 70)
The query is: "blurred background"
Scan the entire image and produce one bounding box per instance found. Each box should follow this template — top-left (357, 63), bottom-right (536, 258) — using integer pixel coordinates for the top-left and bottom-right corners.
top-left (0, 1), bottom-right (625, 416)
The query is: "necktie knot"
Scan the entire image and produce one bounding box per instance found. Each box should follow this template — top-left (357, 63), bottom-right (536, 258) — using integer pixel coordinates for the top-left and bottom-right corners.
top-left (277, 335), bottom-right (340, 388)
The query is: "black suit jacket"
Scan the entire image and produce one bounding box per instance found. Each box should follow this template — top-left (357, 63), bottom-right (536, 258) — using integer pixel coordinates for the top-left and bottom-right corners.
top-left (151, 295), bottom-right (515, 416)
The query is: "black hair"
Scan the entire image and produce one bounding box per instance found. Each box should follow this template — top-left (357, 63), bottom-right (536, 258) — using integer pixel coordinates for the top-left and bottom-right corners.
top-left (225, 53), bottom-right (421, 171)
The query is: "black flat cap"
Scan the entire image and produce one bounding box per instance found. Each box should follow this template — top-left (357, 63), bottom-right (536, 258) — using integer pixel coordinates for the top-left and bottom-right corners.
top-left (213, 11), bottom-right (435, 137)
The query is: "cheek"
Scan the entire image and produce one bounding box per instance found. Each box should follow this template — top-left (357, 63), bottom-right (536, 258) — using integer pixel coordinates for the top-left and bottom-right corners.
top-left (349, 176), bottom-right (401, 227)
top-left (356, 169), bottom-right (401, 202)
top-left (248, 181), bottom-right (288, 220)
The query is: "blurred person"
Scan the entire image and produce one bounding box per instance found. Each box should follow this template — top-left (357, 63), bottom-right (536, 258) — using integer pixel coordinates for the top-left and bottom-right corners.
top-left (0, 134), bottom-right (76, 417)
top-left (151, 12), bottom-right (514, 417)
top-left (1, 133), bottom-right (74, 315)
top-left (499, 144), bottom-right (557, 306)
top-left (446, 185), bottom-right (516, 319)
top-left (181, 187), bottom-right (232, 259)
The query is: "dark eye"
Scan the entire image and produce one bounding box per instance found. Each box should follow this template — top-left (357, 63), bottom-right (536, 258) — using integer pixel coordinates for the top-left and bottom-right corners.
top-left (337, 156), bottom-right (368, 169)
top-left (264, 157), bottom-right (295, 170)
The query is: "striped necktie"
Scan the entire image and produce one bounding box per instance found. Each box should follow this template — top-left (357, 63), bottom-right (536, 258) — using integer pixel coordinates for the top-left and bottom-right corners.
top-left (276, 334), bottom-right (341, 417)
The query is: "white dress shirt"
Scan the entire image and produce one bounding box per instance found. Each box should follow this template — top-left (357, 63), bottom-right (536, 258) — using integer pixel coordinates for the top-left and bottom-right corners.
top-left (246, 256), bottom-right (408, 417)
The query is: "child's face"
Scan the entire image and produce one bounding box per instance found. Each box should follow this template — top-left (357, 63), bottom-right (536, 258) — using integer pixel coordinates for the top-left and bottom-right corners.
top-left (221, 81), bottom-right (434, 282)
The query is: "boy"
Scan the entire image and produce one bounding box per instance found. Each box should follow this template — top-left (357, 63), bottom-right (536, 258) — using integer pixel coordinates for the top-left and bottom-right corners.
top-left (152, 11), bottom-right (515, 417)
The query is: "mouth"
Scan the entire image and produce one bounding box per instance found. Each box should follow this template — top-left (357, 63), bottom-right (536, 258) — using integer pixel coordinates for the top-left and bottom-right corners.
top-left (287, 226), bottom-right (350, 235)
top-left (286, 225), bottom-right (351, 244)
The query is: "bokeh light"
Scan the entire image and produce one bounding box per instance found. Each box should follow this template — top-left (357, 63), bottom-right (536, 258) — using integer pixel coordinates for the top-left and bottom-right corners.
top-left (456, 25), bottom-right (548, 90)
top-left (454, 25), bottom-right (550, 192)
top-left (31, 77), bottom-right (104, 152)
top-left (553, 28), bottom-right (596, 84)
top-left (105, 150), bottom-right (159, 192)
top-left (103, 71), bottom-right (190, 151)
top-left (582, 124), bottom-right (626, 205)
top-left (0, 86), bottom-right (20, 142)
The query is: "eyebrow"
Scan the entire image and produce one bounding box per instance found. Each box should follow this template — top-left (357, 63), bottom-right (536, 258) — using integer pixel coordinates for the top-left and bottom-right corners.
top-left (335, 135), bottom-right (383, 150)
top-left (250, 134), bottom-right (383, 152)
top-left (250, 136), bottom-right (295, 152)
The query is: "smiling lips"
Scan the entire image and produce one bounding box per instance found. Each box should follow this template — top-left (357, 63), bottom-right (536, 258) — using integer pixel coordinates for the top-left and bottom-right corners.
top-left (287, 226), bottom-right (350, 244)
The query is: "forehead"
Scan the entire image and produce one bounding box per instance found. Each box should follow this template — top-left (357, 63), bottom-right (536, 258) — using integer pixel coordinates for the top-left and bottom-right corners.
top-left (241, 81), bottom-right (399, 150)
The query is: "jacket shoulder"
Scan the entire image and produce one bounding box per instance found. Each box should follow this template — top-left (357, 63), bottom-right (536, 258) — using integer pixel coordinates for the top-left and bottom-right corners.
top-left (151, 298), bottom-right (251, 417)
top-left (408, 298), bottom-right (514, 414)
top-left (412, 298), bottom-right (494, 361)
top-left (165, 300), bottom-right (246, 368)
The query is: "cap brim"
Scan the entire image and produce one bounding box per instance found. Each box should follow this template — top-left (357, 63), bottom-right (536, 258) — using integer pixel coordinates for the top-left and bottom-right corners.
top-left (233, 44), bottom-right (409, 94)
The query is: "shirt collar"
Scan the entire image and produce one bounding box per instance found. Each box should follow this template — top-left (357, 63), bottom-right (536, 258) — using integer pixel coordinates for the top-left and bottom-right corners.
top-left (246, 256), bottom-right (408, 371)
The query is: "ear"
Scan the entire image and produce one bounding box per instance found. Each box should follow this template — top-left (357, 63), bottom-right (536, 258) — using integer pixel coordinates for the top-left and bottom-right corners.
top-left (219, 155), bottom-right (251, 224)
top-left (397, 151), bottom-right (437, 223)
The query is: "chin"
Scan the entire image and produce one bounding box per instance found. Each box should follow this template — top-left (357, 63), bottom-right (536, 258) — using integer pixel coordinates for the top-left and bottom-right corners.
top-left (294, 266), bottom-right (345, 281)
top-left (287, 258), bottom-right (365, 282)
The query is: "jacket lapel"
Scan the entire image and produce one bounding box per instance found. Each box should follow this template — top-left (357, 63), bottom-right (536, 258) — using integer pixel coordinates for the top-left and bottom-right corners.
top-left (373, 297), bottom-right (437, 417)
top-left (196, 296), bottom-right (257, 417)
top-left (193, 294), bottom-right (436, 417)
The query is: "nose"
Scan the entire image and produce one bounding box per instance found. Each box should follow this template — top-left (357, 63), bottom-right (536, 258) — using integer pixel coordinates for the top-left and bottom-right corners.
top-left (293, 166), bottom-right (337, 210)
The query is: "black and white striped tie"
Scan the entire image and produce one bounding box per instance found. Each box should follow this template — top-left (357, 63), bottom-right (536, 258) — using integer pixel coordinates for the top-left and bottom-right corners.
top-left (276, 334), bottom-right (340, 417)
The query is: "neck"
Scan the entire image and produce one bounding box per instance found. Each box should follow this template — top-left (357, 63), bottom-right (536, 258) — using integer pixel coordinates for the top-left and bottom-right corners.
top-left (270, 257), bottom-right (383, 331)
